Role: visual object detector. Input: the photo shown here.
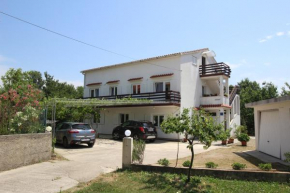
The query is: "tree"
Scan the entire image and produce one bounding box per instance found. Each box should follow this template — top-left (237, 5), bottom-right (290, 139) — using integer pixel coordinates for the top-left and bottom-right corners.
top-left (238, 78), bottom-right (278, 135)
top-left (281, 82), bottom-right (290, 96)
top-left (161, 108), bottom-right (223, 183)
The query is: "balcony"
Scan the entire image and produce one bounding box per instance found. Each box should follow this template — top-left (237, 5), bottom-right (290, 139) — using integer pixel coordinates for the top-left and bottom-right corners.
top-left (200, 95), bottom-right (229, 106)
top-left (199, 62), bottom-right (231, 78)
top-left (84, 90), bottom-right (181, 104)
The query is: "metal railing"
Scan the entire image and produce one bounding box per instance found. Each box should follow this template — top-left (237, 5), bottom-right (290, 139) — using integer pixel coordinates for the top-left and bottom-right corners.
top-left (199, 62), bottom-right (231, 77)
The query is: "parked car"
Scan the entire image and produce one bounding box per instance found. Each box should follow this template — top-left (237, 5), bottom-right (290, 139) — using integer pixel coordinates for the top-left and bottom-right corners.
top-left (55, 122), bottom-right (96, 148)
top-left (112, 120), bottom-right (157, 142)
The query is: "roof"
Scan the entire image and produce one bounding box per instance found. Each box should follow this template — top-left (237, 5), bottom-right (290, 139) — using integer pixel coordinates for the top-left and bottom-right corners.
top-left (128, 77), bottom-right (143, 81)
top-left (86, 82), bottom-right (102, 86)
top-left (81, 48), bottom-right (209, 73)
top-left (245, 95), bottom-right (290, 108)
top-left (106, 80), bottom-right (120, 84)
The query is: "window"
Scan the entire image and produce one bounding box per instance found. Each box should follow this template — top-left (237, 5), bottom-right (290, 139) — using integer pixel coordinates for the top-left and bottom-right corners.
top-left (95, 88), bottom-right (99, 97)
top-left (153, 115), bottom-right (164, 127)
top-left (90, 89), bottom-right (94, 97)
top-left (155, 82), bottom-right (163, 92)
top-left (132, 84), bottom-right (141, 94)
top-left (121, 121), bottom-right (130, 127)
top-left (165, 82), bottom-right (170, 92)
top-left (120, 113), bottom-right (129, 124)
top-left (110, 86), bottom-right (118, 96)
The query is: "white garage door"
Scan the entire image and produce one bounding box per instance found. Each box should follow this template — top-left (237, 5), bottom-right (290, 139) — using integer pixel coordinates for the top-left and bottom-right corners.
top-left (259, 110), bottom-right (280, 158)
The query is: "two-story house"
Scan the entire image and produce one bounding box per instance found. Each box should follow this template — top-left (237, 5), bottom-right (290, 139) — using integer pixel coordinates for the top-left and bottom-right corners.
top-left (81, 48), bottom-right (240, 140)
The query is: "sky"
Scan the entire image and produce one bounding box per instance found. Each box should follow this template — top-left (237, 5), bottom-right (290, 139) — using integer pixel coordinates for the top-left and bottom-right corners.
top-left (0, 1), bottom-right (290, 92)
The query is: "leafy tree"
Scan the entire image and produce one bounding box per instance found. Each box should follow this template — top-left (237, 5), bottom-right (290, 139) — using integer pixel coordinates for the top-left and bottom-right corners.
top-left (1, 68), bottom-right (30, 90)
top-left (25, 70), bottom-right (45, 90)
top-left (161, 108), bottom-right (223, 183)
top-left (238, 78), bottom-right (278, 135)
top-left (281, 82), bottom-right (290, 96)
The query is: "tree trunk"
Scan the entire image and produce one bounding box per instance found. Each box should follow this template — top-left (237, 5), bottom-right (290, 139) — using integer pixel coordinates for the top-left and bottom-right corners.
top-left (187, 139), bottom-right (194, 183)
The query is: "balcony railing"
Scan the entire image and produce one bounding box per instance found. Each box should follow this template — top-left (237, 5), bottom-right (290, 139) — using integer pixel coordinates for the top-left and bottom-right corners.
top-left (199, 62), bottom-right (231, 78)
top-left (84, 90), bottom-right (181, 103)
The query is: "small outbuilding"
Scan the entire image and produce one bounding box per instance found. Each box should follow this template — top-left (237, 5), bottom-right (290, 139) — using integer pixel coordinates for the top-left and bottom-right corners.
top-left (246, 96), bottom-right (290, 160)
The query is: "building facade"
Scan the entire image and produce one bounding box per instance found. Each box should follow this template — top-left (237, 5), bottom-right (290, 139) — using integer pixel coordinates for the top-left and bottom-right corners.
top-left (81, 48), bottom-right (240, 139)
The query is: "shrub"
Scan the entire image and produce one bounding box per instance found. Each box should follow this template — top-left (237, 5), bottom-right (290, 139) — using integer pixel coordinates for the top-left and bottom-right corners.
top-left (219, 129), bottom-right (230, 141)
top-left (132, 140), bottom-right (146, 164)
top-left (234, 125), bottom-right (248, 137)
top-left (258, 163), bottom-right (272, 171)
top-left (182, 160), bottom-right (191, 167)
top-left (205, 162), bottom-right (218, 169)
top-left (237, 133), bottom-right (250, 142)
top-left (157, 158), bottom-right (169, 166)
top-left (284, 152), bottom-right (290, 163)
top-left (232, 162), bottom-right (246, 170)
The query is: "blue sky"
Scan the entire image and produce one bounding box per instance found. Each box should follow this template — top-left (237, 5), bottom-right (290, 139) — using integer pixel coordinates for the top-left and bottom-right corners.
top-left (0, 1), bottom-right (289, 91)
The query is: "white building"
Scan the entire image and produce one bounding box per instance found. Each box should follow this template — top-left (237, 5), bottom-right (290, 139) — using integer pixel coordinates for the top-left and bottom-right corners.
top-left (81, 48), bottom-right (240, 140)
top-left (246, 96), bottom-right (290, 160)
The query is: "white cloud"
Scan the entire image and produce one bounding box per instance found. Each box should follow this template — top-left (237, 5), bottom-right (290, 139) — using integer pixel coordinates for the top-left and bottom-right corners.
top-left (59, 79), bottom-right (83, 88)
top-left (226, 60), bottom-right (247, 69)
top-left (259, 39), bottom-right (267, 43)
top-left (264, 62), bottom-right (271, 66)
top-left (288, 31), bottom-right (290, 35)
top-left (286, 23), bottom-right (290, 26)
top-left (276, 32), bottom-right (285, 36)
top-left (266, 35), bottom-right (273, 39)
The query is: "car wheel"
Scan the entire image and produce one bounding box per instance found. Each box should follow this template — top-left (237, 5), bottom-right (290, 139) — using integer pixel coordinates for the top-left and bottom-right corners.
top-left (63, 137), bottom-right (70, 148)
top-left (133, 134), bottom-right (139, 140)
top-left (112, 132), bottom-right (120, 140)
top-left (88, 143), bottom-right (94, 148)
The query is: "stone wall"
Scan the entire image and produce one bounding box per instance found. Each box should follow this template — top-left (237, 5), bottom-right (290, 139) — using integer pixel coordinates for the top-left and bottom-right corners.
top-left (0, 133), bottom-right (52, 172)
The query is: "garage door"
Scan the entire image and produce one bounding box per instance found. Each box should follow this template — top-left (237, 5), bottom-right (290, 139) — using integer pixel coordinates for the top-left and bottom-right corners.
top-left (259, 110), bottom-right (280, 158)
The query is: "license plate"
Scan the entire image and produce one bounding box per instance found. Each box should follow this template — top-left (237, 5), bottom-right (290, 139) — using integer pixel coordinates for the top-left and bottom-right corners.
top-left (81, 139), bottom-right (90, 141)
top-left (148, 127), bottom-right (154, 132)
top-left (147, 136), bottom-right (156, 139)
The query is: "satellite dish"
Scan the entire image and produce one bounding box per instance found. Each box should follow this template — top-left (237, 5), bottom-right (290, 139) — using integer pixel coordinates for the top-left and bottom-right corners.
top-left (125, 130), bottom-right (131, 137)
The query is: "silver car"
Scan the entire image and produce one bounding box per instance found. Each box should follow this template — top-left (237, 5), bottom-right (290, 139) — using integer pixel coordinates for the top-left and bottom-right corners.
top-left (55, 122), bottom-right (96, 148)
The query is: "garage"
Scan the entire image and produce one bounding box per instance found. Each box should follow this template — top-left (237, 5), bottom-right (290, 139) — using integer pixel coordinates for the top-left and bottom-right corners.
top-left (246, 96), bottom-right (290, 160)
top-left (259, 110), bottom-right (280, 158)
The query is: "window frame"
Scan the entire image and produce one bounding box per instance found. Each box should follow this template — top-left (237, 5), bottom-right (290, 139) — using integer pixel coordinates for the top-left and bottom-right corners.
top-left (153, 115), bottom-right (165, 127)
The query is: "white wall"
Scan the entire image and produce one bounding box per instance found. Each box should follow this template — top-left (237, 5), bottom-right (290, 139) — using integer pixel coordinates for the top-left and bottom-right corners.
top-left (83, 56), bottom-right (181, 98)
top-left (253, 101), bottom-right (290, 160)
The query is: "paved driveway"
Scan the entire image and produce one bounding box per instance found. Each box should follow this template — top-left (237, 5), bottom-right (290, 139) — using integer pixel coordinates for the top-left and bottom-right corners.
top-left (0, 139), bottom-right (226, 193)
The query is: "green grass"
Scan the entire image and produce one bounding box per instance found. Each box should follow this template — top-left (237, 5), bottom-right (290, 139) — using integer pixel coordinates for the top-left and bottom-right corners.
top-left (65, 170), bottom-right (290, 193)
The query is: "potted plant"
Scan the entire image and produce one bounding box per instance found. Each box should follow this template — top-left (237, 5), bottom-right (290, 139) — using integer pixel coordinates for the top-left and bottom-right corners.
top-left (219, 130), bottom-right (230, 145)
top-left (228, 136), bottom-right (235, 144)
top-left (237, 133), bottom-right (250, 146)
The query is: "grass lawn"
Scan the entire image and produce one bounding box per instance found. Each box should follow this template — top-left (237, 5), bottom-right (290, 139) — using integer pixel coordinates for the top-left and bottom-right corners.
top-left (64, 170), bottom-right (290, 193)
top-left (169, 139), bottom-right (289, 171)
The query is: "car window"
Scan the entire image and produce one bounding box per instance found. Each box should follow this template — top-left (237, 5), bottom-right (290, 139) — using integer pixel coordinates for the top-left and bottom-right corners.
top-left (143, 122), bottom-right (154, 127)
top-left (121, 121), bottom-right (130, 127)
top-left (72, 124), bottom-right (91, 130)
top-left (129, 121), bottom-right (137, 126)
top-left (56, 123), bottom-right (63, 130)
top-left (60, 123), bottom-right (70, 130)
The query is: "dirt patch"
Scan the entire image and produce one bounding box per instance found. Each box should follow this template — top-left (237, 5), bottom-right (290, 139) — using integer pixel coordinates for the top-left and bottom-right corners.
top-left (170, 139), bottom-right (268, 170)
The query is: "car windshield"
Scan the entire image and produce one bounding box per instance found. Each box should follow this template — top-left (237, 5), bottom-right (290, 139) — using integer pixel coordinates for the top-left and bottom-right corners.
top-left (72, 124), bottom-right (91, 130)
top-left (143, 122), bottom-right (154, 127)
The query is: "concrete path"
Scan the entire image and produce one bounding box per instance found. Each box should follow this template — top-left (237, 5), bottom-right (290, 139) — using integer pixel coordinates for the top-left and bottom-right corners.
top-left (244, 150), bottom-right (290, 166)
top-left (0, 139), bottom-right (228, 193)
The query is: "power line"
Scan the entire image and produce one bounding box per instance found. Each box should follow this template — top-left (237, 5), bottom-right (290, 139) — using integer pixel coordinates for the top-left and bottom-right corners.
top-left (0, 11), bottom-right (181, 72)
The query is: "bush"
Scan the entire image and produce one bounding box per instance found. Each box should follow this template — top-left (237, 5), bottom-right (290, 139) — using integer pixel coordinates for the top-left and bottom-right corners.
top-left (157, 158), bottom-right (169, 166)
top-left (237, 133), bottom-right (250, 142)
top-left (132, 140), bottom-right (146, 164)
top-left (232, 162), bottom-right (246, 170)
top-left (284, 152), bottom-right (290, 163)
top-left (234, 125), bottom-right (248, 137)
top-left (219, 129), bottom-right (231, 141)
top-left (205, 162), bottom-right (218, 169)
top-left (182, 160), bottom-right (191, 167)
top-left (258, 163), bottom-right (272, 171)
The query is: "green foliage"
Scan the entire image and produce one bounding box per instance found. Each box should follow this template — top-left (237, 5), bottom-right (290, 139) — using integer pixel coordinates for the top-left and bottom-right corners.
top-left (218, 129), bottom-right (231, 141)
top-left (284, 152), bottom-right (290, 163)
top-left (234, 125), bottom-right (248, 137)
top-left (232, 162), bottom-right (246, 170)
top-left (238, 78), bottom-right (278, 135)
top-left (205, 162), bottom-right (218, 169)
top-left (237, 133), bottom-right (250, 142)
top-left (161, 108), bottom-right (223, 182)
top-left (132, 140), bottom-right (146, 164)
top-left (258, 163), bottom-right (272, 171)
top-left (182, 160), bottom-right (191, 167)
top-left (157, 158), bottom-right (169, 166)
top-left (281, 82), bottom-right (290, 96)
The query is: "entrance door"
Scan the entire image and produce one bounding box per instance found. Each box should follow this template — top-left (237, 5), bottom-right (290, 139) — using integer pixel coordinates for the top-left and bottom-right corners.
top-left (259, 110), bottom-right (280, 158)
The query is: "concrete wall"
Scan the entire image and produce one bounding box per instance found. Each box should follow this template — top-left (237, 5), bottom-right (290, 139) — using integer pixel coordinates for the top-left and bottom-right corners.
top-left (253, 101), bottom-right (290, 160)
top-left (0, 133), bottom-right (52, 172)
